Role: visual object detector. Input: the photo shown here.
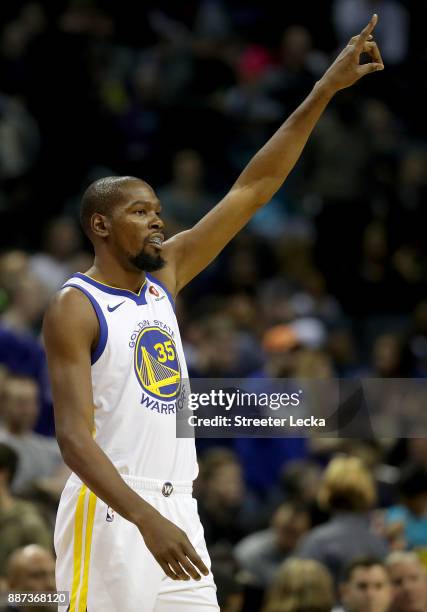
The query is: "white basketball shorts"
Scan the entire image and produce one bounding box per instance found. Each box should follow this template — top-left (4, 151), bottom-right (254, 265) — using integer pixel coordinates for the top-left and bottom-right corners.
top-left (54, 475), bottom-right (219, 611)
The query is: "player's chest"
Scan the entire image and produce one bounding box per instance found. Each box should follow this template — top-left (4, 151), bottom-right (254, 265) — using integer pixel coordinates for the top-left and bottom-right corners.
top-left (104, 297), bottom-right (181, 370)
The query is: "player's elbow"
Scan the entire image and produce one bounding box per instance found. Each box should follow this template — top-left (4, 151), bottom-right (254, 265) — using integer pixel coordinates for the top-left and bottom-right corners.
top-left (56, 427), bottom-right (92, 470)
top-left (253, 176), bottom-right (285, 206)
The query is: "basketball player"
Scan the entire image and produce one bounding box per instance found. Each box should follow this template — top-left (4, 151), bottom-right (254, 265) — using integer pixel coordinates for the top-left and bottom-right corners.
top-left (43, 16), bottom-right (383, 612)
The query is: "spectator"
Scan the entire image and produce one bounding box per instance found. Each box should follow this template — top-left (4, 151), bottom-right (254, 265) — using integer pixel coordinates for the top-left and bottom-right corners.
top-left (0, 251), bottom-right (29, 301)
top-left (234, 503), bottom-right (311, 587)
top-left (188, 313), bottom-right (260, 377)
top-left (223, 44), bottom-right (282, 171)
top-left (385, 464), bottom-right (427, 550)
top-left (112, 57), bottom-right (164, 178)
top-left (0, 327), bottom-right (53, 437)
top-left (157, 149), bottom-right (213, 232)
top-left (370, 332), bottom-right (410, 377)
top-left (335, 557), bottom-right (392, 612)
top-left (262, 558), bottom-right (334, 612)
top-left (0, 93), bottom-right (40, 181)
top-left (280, 460), bottom-right (325, 526)
top-left (408, 301), bottom-right (427, 377)
top-left (0, 255), bottom-right (53, 435)
top-left (196, 448), bottom-right (259, 546)
top-left (0, 273), bottom-right (47, 335)
top-left (386, 551), bottom-right (427, 612)
top-left (0, 374), bottom-right (68, 497)
top-left (362, 98), bottom-right (402, 159)
top-left (0, 365), bottom-right (7, 411)
top-left (280, 459), bottom-right (321, 501)
top-left (304, 96), bottom-right (370, 206)
top-left (406, 439), bottom-right (427, 470)
top-left (326, 327), bottom-right (360, 377)
top-left (212, 565), bottom-right (243, 612)
top-left (266, 25), bottom-right (324, 113)
top-left (29, 216), bottom-right (84, 295)
top-left (288, 270), bottom-right (343, 327)
top-left (296, 456), bottom-right (388, 585)
top-left (4, 545), bottom-right (55, 612)
top-left (0, 443), bottom-right (51, 577)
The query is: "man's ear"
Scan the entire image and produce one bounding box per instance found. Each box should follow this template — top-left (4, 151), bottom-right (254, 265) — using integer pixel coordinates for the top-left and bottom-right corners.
top-left (91, 213), bottom-right (110, 238)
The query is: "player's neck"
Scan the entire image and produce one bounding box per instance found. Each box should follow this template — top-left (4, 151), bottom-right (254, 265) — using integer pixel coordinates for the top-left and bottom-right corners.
top-left (86, 256), bottom-right (146, 294)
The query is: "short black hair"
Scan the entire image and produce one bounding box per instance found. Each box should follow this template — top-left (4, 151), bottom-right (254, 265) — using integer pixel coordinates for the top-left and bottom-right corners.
top-left (80, 175), bottom-right (140, 238)
top-left (0, 443), bottom-right (19, 485)
top-left (341, 556), bottom-right (386, 583)
top-left (399, 464), bottom-right (427, 498)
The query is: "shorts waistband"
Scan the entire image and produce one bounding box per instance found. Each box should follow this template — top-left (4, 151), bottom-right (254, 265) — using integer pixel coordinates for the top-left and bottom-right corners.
top-left (121, 475), bottom-right (193, 496)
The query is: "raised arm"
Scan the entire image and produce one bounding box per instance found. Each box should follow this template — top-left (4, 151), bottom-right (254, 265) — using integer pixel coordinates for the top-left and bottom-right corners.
top-left (162, 14), bottom-right (383, 295)
top-left (42, 290), bottom-right (208, 581)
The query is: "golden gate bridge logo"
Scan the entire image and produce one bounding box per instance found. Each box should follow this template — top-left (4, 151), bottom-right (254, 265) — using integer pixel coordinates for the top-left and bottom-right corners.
top-left (134, 326), bottom-right (181, 400)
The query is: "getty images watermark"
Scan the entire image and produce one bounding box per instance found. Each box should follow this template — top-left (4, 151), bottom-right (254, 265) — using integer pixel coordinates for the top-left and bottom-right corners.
top-left (185, 388), bottom-right (321, 428)
top-left (176, 378), bottom-right (427, 438)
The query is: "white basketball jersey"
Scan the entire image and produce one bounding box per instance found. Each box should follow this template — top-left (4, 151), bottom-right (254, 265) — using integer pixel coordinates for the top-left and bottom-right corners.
top-left (62, 272), bottom-right (197, 482)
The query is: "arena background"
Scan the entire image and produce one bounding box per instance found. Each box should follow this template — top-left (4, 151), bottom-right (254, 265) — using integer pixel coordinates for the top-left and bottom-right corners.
top-left (0, 1), bottom-right (427, 611)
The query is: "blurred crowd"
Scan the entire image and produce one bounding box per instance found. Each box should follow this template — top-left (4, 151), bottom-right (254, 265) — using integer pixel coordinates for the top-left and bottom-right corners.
top-left (1, 0), bottom-right (427, 610)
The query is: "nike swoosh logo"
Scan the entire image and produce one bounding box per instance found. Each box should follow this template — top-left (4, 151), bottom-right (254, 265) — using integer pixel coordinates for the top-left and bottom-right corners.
top-left (107, 301), bottom-right (125, 312)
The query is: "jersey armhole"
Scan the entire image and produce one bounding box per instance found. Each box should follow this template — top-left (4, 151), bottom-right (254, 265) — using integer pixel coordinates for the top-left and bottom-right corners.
top-left (62, 283), bottom-right (108, 365)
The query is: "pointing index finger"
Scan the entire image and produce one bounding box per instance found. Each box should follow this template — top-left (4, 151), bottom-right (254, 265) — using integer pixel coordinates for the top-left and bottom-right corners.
top-left (358, 14), bottom-right (378, 48)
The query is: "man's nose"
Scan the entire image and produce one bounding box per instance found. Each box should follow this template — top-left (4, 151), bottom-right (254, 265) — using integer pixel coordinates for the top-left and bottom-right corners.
top-left (149, 215), bottom-right (164, 230)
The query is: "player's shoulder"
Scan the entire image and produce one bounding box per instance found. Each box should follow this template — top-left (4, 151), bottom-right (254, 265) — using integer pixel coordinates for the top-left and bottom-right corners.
top-left (46, 285), bottom-right (94, 317)
top-left (43, 285), bottom-right (98, 339)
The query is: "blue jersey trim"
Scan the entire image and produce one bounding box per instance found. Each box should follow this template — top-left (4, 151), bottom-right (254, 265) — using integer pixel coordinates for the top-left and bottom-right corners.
top-left (70, 272), bottom-right (148, 305)
top-left (64, 283), bottom-right (108, 365)
top-left (146, 273), bottom-right (175, 311)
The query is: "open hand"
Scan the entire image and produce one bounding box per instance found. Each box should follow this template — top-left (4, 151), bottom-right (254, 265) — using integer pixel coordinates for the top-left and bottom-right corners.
top-left (138, 510), bottom-right (209, 581)
top-left (321, 14), bottom-right (384, 94)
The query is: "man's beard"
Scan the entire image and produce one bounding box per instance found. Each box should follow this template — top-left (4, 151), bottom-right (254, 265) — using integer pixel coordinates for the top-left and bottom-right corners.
top-left (129, 248), bottom-right (166, 272)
